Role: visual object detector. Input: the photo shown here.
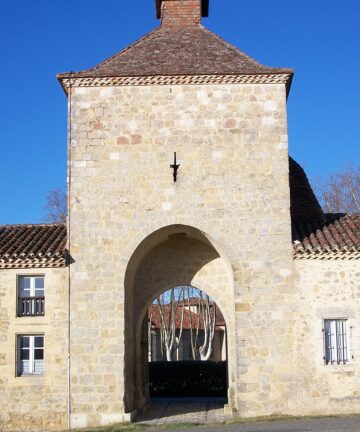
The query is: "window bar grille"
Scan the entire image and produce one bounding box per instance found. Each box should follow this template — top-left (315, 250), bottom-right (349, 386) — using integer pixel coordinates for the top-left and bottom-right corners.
top-left (18, 297), bottom-right (45, 317)
top-left (322, 325), bottom-right (326, 365)
top-left (328, 321), bottom-right (333, 364)
top-left (342, 320), bottom-right (347, 364)
top-left (324, 319), bottom-right (349, 366)
top-left (336, 320), bottom-right (340, 364)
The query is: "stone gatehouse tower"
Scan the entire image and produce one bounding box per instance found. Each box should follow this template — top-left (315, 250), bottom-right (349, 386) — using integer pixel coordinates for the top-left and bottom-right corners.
top-left (58, 0), bottom-right (295, 426)
top-left (0, 1), bottom-right (359, 431)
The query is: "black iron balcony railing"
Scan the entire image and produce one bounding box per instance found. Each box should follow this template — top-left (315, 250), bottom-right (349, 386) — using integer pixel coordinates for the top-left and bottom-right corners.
top-left (18, 297), bottom-right (45, 317)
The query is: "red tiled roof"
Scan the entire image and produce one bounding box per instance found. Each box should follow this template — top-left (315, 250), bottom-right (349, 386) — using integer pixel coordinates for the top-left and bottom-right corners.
top-left (1, 213), bottom-right (359, 269)
top-left (179, 296), bottom-right (204, 306)
top-left (58, 26), bottom-right (292, 81)
top-left (0, 224), bottom-right (67, 269)
top-left (293, 214), bottom-right (360, 259)
top-left (1, 159), bottom-right (359, 269)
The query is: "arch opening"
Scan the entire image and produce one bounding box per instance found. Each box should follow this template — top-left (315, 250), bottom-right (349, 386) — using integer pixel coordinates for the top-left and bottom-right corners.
top-left (147, 285), bottom-right (228, 398)
top-left (124, 224), bottom-right (236, 416)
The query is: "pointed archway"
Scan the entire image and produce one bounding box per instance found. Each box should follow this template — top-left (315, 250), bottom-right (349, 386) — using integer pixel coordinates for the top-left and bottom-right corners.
top-left (124, 224), bottom-right (236, 416)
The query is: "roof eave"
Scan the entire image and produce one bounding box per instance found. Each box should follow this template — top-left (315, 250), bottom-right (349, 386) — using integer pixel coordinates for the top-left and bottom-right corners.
top-left (57, 73), bottom-right (72, 97)
top-left (57, 70), bottom-right (294, 96)
top-left (285, 72), bottom-right (294, 99)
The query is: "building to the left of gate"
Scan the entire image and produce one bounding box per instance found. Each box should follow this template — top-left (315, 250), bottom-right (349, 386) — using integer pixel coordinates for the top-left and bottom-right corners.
top-left (0, 223), bottom-right (68, 431)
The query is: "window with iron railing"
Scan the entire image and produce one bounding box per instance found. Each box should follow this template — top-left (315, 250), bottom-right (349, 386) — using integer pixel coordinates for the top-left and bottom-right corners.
top-left (323, 319), bottom-right (350, 365)
top-left (17, 276), bottom-right (45, 317)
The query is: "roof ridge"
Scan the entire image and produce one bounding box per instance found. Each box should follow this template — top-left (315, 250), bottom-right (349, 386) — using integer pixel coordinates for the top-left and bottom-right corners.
top-left (94, 26), bottom-right (162, 72)
top-left (0, 222), bottom-right (65, 228)
top-left (198, 25), bottom-right (293, 74)
top-left (57, 26), bottom-right (163, 78)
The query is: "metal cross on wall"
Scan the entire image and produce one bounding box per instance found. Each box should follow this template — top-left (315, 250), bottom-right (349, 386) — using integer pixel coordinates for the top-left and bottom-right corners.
top-left (170, 152), bottom-right (180, 182)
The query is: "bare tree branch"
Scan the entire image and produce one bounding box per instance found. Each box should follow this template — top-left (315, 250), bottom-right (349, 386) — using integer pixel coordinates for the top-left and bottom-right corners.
top-left (156, 288), bottom-right (185, 361)
top-left (153, 286), bottom-right (218, 362)
top-left (315, 165), bottom-right (360, 214)
top-left (187, 287), bottom-right (216, 361)
top-left (44, 188), bottom-right (67, 223)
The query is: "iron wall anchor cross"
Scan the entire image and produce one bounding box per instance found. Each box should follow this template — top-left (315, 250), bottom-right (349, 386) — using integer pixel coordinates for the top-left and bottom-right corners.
top-left (170, 152), bottom-right (180, 182)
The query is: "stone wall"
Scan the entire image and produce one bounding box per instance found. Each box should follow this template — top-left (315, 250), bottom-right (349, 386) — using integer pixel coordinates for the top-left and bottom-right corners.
top-left (1, 79), bottom-right (359, 432)
top-left (0, 267), bottom-right (68, 431)
top-left (68, 81), bottom-right (294, 427)
top-left (292, 259), bottom-right (360, 415)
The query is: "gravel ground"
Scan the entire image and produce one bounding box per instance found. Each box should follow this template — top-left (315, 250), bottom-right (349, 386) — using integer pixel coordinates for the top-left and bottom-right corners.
top-left (135, 398), bottom-right (360, 432)
top-left (135, 397), bottom-right (228, 425)
top-left (149, 416), bottom-right (360, 432)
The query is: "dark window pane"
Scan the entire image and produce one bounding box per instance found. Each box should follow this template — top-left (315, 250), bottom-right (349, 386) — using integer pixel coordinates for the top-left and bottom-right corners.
top-left (34, 336), bottom-right (44, 348)
top-left (20, 277), bottom-right (31, 290)
top-left (20, 336), bottom-right (29, 348)
top-left (35, 277), bottom-right (44, 289)
top-left (34, 349), bottom-right (44, 360)
top-left (19, 284), bottom-right (31, 297)
top-left (20, 349), bottom-right (30, 360)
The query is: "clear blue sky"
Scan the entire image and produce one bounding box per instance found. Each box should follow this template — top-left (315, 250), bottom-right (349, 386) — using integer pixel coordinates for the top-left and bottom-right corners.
top-left (0, 0), bottom-right (359, 224)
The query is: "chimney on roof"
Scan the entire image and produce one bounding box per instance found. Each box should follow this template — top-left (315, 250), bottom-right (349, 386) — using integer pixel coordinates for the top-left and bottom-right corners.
top-left (156, 0), bottom-right (209, 27)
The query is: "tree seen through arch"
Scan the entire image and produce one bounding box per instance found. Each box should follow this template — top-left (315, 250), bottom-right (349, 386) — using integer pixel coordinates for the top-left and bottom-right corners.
top-left (148, 286), bottom-right (226, 362)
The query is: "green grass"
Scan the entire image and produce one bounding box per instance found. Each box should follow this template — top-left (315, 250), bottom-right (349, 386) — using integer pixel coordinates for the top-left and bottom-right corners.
top-left (77, 422), bottom-right (201, 432)
top-left (67, 412), bottom-right (360, 432)
top-left (224, 412), bottom-right (357, 425)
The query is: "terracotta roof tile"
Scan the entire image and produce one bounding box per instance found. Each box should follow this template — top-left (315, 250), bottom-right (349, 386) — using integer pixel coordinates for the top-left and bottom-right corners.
top-left (1, 193), bottom-right (358, 268)
top-left (292, 214), bottom-right (360, 259)
top-left (57, 25), bottom-right (292, 81)
top-left (1, 214), bottom-right (359, 269)
top-left (0, 224), bottom-right (67, 269)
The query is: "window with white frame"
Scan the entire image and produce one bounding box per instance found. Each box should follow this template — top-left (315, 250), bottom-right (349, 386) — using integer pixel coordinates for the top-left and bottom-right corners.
top-left (18, 276), bottom-right (45, 316)
top-left (324, 319), bottom-right (350, 365)
top-left (19, 275), bottom-right (44, 297)
top-left (17, 335), bottom-right (44, 376)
